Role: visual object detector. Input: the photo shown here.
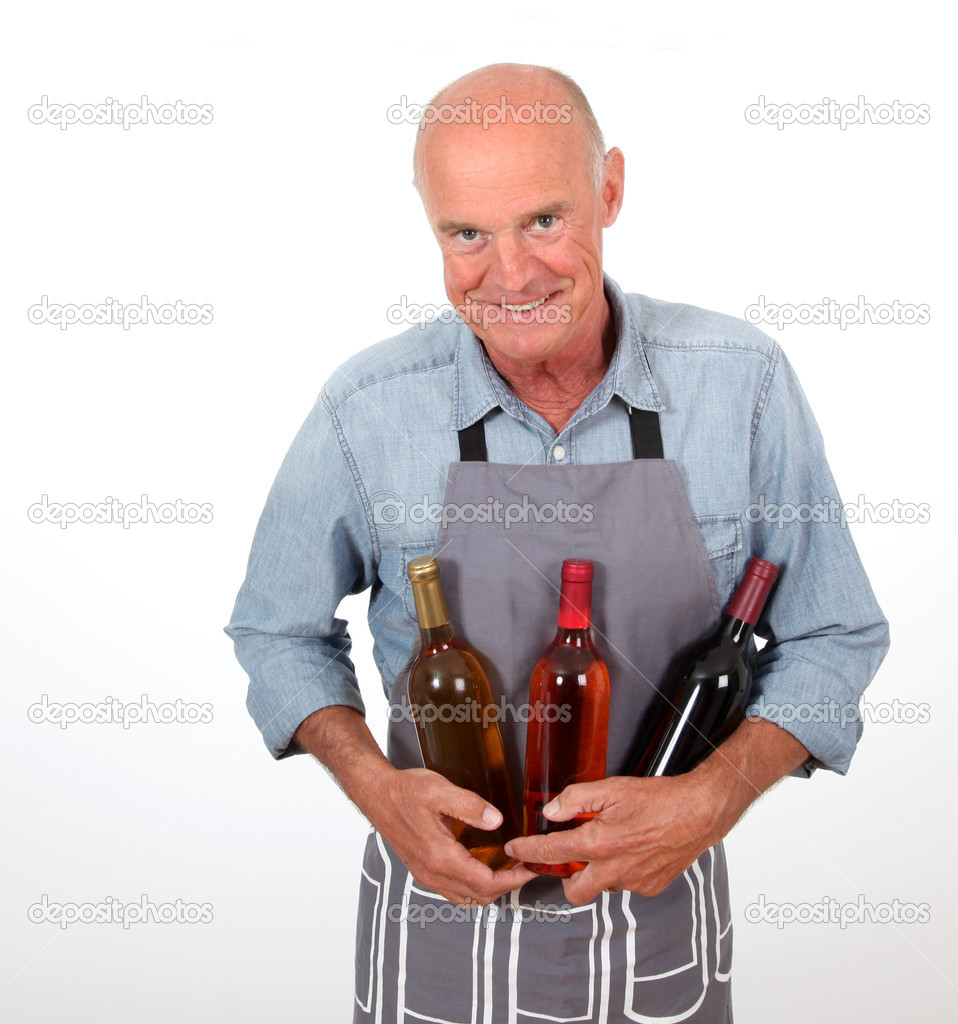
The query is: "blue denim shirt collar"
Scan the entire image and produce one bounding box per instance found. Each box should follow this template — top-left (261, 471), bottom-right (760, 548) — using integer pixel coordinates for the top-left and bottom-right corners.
top-left (453, 274), bottom-right (664, 431)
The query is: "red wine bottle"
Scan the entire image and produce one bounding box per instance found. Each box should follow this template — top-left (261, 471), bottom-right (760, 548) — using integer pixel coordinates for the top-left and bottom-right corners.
top-left (522, 559), bottom-right (610, 877)
top-left (632, 557), bottom-right (779, 777)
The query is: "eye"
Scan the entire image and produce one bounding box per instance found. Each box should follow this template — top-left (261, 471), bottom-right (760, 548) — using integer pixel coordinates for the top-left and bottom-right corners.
top-left (533, 214), bottom-right (557, 230)
top-left (456, 228), bottom-right (480, 242)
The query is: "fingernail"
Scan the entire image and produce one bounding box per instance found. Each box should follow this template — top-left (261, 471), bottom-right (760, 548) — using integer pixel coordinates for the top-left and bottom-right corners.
top-left (543, 800), bottom-right (558, 816)
top-left (482, 806), bottom-right (502, 827)
top-left (504, 842), bottom-right (515, 858)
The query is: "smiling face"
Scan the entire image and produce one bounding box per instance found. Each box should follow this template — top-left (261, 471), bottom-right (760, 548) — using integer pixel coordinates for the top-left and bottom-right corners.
top-left (416, 73), bottom-right (624, 372)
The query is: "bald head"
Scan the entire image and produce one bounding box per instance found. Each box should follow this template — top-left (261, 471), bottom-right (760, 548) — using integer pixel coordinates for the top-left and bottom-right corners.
top-left (412, 64), bottom-right (607, 195)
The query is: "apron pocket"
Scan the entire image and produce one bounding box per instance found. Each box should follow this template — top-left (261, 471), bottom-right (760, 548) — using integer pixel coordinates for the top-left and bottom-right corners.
top-left (354, 831), bottom-right (388, 1020)
top-left (398, 883), bottom-right (488, 1024)
top-left (616, 848), bottom-right (731, 1023)
top-left (512, 900), bottom-right (603, 1022)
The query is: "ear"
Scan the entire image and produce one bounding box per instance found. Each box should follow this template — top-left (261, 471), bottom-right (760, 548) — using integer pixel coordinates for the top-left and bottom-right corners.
top-left (600, 147), bottom-right (625, 228)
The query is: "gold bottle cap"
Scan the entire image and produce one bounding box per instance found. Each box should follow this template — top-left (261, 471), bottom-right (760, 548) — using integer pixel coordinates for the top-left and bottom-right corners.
top-left (407, 556), bottom-right (449, 629)
top-left (407, 556), bottom-right (440, 582)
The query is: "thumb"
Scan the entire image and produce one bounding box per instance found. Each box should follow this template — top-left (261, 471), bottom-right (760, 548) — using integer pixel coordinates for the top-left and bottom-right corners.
top-left (432, 778), bottom-right (504, 831)
top-left (542, 780), bottom-right (616, 822)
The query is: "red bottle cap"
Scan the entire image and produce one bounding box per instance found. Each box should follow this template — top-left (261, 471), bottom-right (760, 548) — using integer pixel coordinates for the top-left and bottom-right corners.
top-left (745, 557), bottom-right (778, 583)
top-left (561, 558), bottom-right (594, 582)
top-left (558, 559), bottom-right (593, 629)
top-left (726, 557), bottom-right (779, 625)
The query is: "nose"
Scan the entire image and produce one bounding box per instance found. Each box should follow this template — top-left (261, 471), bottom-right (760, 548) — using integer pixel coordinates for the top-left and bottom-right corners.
top-left (488, 229), bottom-right (537, 297)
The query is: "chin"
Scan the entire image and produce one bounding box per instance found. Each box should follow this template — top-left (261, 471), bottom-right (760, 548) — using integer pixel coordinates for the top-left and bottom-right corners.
top-left (478, 329), bottom-right (568, 364)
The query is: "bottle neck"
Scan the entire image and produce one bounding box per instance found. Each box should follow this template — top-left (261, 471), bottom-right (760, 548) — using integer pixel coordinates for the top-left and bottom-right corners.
top-left (411, 576), bottom-right (454, 645)
top-left (419, 622), bottom-right (454, 646)
top-left (724, 559), bottom-right (777, 639)
top-left (719, 614), bottom-right (756, 648)
top-left (557, 577), bottom-right (592, 632)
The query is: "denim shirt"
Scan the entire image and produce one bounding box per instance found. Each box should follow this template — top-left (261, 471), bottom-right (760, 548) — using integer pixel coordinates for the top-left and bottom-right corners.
top-left (226, 276), bottom-right (889, 775)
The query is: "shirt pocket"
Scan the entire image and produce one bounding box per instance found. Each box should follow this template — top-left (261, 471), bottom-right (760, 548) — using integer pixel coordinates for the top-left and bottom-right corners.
top-left (693, 513), bottom-right (742, 605)
top-left (380, 539), bottom-right (437, 626)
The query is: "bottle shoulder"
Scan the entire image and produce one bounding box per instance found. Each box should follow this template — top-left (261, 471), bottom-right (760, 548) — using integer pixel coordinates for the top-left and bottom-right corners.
top-left (409, 643), bottom-right (492, 694)
top-left (531, 642), bottom-right (610, 681)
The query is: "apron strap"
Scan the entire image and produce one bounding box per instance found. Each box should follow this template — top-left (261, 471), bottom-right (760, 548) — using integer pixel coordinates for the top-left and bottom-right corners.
top-left (457, 404), bottom-right (663, 462)
top-left (628, 405), bottom-right (665, 459)
top-left (458, 418), bottom-right (488, 461)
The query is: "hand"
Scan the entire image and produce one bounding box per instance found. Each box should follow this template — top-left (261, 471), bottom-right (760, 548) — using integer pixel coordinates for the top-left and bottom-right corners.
top-left (504, 774), bottom-right (724, 905)
top-left (369, 766), bottom-right (538, 906)
top-left (503, 718), bottom-right (811, 906)
top-left (295, 707), bottom-right (537, 906)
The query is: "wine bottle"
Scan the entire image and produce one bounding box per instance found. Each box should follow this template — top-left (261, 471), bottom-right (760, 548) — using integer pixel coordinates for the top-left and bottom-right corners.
top-left (632, 556), bottom-right (779, 777)
top-left (406, 556), bottom-right (519, 870)
top-left (522, 558), bottom-right (610, 877)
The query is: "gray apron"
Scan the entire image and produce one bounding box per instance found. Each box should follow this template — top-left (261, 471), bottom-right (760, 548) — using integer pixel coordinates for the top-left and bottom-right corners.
top-left (354, 405), bottom-right (734, 1024)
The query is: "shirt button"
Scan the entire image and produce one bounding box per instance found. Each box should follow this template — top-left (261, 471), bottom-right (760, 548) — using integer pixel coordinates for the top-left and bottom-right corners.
top-left (552, 444), bottom-right (566, 461)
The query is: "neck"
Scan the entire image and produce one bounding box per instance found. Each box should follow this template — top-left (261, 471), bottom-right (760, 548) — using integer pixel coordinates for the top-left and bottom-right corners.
top-left (482, 300), bottom-right (617, 433)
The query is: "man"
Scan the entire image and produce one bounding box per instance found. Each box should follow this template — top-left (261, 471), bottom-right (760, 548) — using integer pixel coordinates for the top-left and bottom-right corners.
top-left (227, 64), bottom-right (888, 1023)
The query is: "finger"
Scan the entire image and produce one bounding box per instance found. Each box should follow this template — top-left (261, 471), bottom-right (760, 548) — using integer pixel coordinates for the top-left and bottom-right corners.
top-left (456, 858), bottom-right (539, 900)
top-left (422, 843), bottom-right (531, 902)
top-left (561, 862), bottom-right (615, 907)
top-left (421, 868), bottom-right (528, 908)
top-left (428, 778), bottom-right (507, 832)
top-left (491, 863), bottom-right (540, 890)
top-left (544, 780), bottom-right (621, 821)
top-left (504, 828), bottom-right (592, 866)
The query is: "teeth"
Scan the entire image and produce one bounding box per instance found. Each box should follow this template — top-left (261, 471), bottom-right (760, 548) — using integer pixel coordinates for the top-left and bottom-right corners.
top-left (502, 294), bottom-right (549, 312)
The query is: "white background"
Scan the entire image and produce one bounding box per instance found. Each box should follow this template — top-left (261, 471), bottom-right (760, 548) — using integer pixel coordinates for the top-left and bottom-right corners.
top-left (1, 2), bottom-right (954, 1021)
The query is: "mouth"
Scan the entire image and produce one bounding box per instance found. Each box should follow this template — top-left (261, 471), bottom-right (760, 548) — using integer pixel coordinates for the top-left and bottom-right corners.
top-left (500, 294), bottom-right (551, 312)
top-left (461, 289), bottom-right (567, 330)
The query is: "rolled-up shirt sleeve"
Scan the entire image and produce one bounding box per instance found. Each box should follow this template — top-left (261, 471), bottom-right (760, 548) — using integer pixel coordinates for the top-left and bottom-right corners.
top-left (225, 388), bottom-right (377, 759)
top-left (744, 345), bottom-right (890, 776)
